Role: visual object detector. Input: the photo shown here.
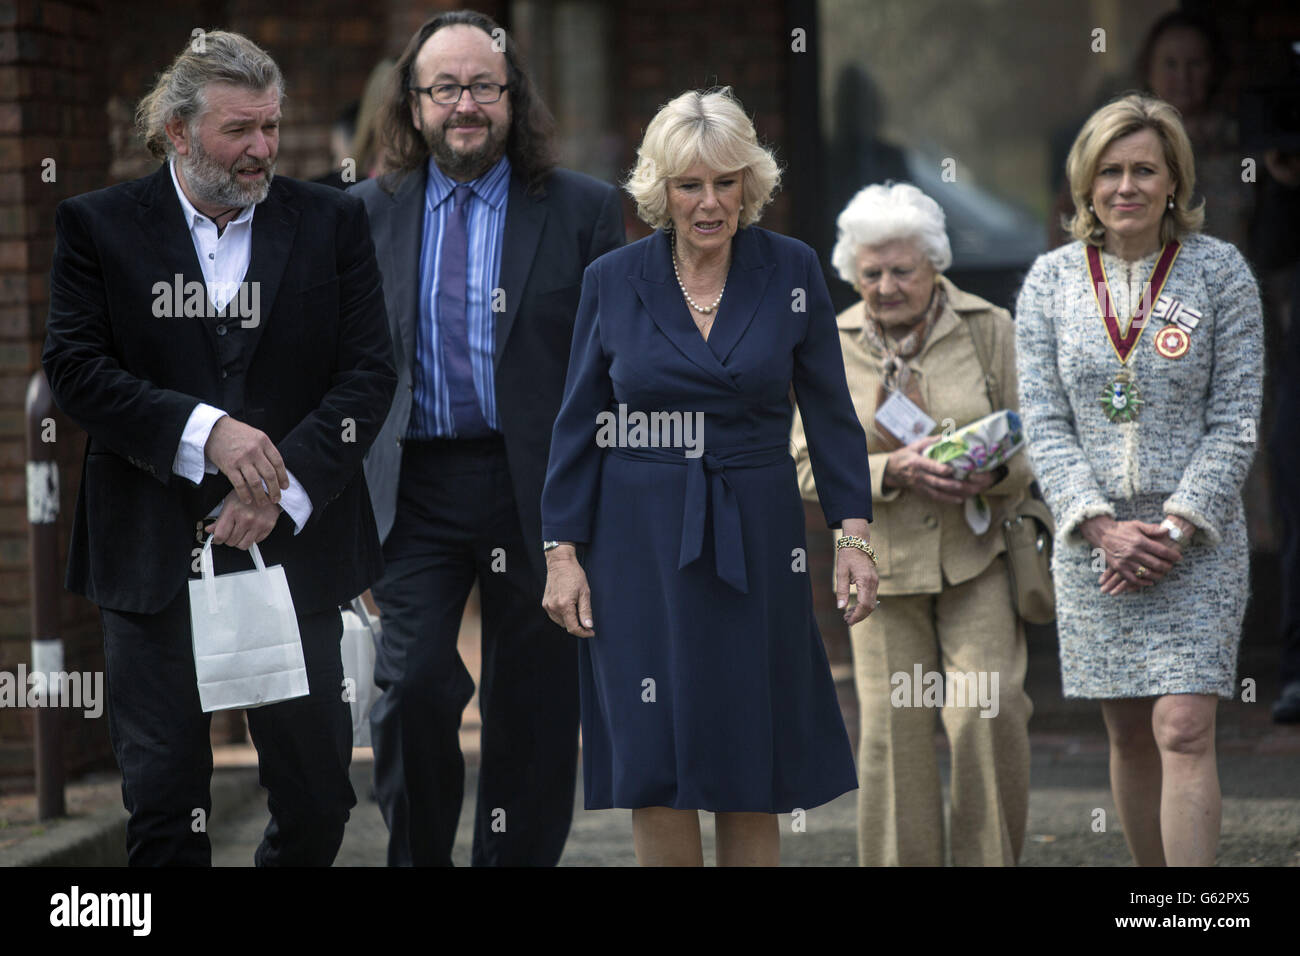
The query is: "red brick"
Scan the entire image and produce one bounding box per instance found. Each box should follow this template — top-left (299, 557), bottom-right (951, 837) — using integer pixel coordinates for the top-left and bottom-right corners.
top-left (0, 604), bottom-right (30, 636)
top-left (0, 273), bottom-right (23, 303)
top-left (0, 340), bottom-right (28, 367)
top-left (38, 1), bottom-right (74, 34)
top-left (334, 17), bottom-right (375, 46)
top-left (0, 238), bottom-right (25, 270)
top-left (0, 470), bottom-right (23, 501)
top-left (0, 568), bottom-right (24, 600)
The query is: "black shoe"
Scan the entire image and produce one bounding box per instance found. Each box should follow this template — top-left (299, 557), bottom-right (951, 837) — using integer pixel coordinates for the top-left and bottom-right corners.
top-left (1272, 681), bottom-right (1300, 724)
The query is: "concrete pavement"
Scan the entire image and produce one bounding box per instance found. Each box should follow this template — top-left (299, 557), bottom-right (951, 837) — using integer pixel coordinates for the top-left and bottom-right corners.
top-left (202, 738), bottom-right (1300, 866)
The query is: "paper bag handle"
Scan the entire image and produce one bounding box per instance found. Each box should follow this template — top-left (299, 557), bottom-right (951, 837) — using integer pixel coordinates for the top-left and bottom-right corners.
top-left (200, 533), bottom-right (276, 613)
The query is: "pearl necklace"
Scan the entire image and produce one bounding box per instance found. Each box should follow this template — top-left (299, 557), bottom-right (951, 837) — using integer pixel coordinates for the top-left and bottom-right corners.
top-left (671, 234), bottom-right (726, 314)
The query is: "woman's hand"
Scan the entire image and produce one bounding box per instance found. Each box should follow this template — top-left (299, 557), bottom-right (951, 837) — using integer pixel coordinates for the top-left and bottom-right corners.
top-left (1080, 516), bottom-right (1181, 593)
top-left (883, 436), bottom-right (992, 503)
top-left (837, 518), bottom-right (879, 626)
top-left (961, 469), bottom-right (1000, 496)
top-left (542, 545), bottom-right (595, 637)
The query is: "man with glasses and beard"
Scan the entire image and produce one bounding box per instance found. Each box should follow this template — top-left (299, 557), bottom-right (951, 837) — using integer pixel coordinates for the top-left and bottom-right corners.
top-left (351, 10), bottom-right (623, 866)
top-left (42, 31), bottom-right (395, 866)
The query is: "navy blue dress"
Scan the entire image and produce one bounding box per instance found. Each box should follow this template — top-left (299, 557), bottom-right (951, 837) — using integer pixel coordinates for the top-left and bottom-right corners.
top-left (541, 226), bottom-right (871, 813)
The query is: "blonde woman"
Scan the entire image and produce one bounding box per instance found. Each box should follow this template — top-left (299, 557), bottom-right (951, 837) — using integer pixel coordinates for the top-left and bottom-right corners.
top-left (541, 88), bottom-right (877, 866)
top-left (1016, 93), bottom-right (1262, 866)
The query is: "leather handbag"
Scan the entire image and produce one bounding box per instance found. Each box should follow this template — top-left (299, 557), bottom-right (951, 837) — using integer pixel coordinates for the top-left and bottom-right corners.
top-left (965, 315), bottom-right (1057, 624)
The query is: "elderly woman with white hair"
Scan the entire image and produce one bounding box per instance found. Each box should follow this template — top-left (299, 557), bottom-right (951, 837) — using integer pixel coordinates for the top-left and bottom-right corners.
top-left (540, 87), bottom-right (878, 866)
top-left (791, 182), bottom-right (1034, 866)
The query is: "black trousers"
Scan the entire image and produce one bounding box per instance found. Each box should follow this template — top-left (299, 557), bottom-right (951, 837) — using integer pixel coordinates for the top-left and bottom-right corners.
top-left (100, 585), bottom-right (355, 866)
top-left (369, 436), bottom-right (580, 866)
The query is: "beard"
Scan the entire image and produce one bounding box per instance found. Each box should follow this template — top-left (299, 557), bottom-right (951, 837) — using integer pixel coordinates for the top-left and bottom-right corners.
top-left (421, 115), bottom-right (509, 180)
top-left (179, 135), bottom-right (275, 209)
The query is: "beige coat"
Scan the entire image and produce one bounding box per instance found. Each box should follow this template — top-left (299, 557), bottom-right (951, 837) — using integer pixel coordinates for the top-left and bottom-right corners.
top-left (791, 276), bottom-right (1032, 595)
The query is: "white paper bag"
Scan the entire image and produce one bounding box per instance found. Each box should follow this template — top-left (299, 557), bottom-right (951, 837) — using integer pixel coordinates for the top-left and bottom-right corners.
top-left (340, 597), bottom-right (382, 747)
top-left (188, 533), bottom-right (310, 713)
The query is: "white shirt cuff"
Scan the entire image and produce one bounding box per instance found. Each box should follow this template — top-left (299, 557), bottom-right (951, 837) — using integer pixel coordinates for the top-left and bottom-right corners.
top-left (204, 468), bottom-right (313, 535)
top-left (278, 469), bottom-right (312, 534)
top-left (173, 404), bottom-right (227, 483)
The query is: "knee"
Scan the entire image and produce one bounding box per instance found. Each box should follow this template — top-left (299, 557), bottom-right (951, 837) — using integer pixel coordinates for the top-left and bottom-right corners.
top-left (1104, 716), bottom-right (1156, 754)
top-left (1153, 707), bottom-right (1214, 757)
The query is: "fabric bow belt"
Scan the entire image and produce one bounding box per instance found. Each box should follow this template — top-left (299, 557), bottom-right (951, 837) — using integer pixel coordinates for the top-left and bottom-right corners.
top-left (608, 443), bottom-right (790, 594)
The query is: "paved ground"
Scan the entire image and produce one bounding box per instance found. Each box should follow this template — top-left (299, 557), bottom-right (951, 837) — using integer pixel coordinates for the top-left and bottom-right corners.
top-left (5, 589), bottom-right (1298, 867)
top-left (202, 737), bottom-right (1300, 867)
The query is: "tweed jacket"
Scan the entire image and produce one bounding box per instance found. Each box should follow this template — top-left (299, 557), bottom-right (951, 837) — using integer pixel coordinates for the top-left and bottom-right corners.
top-left (792, 276), bottom-right (1032, 595)
top-left (1014, 234), bottom-right (1262, 548)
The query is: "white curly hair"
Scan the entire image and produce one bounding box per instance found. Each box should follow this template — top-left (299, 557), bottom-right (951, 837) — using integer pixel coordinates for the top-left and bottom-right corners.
top-left (830, 182), bottom-right (952, 286)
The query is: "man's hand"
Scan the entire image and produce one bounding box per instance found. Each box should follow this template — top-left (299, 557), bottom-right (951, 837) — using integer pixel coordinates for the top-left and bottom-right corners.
top-left (205, 488), bottom-right (282, 551)
top-left (204, 416), bottom-right (289, 506)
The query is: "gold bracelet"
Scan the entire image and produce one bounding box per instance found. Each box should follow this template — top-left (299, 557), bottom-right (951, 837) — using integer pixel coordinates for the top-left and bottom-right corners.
top-left (836, 534), bottom-right (877, 566)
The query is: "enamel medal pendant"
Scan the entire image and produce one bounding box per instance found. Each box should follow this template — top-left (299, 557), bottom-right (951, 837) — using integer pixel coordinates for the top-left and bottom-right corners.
top-left (1085, 241), bottom-right (1181, 425)
top-left (1154, 324), bottom-right (1190, 359)
top-left (1100, 369), bottom-right (1142, 423)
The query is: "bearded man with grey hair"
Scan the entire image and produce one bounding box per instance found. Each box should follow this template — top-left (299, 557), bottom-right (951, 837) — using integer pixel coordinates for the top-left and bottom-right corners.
top-left (42, 31), bottom-right (395, 866)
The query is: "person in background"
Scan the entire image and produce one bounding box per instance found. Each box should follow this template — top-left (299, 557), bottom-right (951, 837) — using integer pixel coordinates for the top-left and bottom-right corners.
top-left (1136, 12), bottom-right (1244, 247)
top-left (352, 58), bottom-right (397, 179)
top-left (792, 182), bottom-right (1034, 866)
top-left (1017, 94), bottom-right (1262, 866)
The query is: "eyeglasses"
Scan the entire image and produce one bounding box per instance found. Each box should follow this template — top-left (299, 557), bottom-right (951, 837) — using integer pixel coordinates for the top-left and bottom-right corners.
top-left (410, 83), bottom-right (509, 105)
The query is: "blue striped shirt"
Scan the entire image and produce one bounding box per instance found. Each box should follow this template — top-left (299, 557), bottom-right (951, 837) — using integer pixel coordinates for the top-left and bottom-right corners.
top-left (408, 154), bottom-right (510, 439)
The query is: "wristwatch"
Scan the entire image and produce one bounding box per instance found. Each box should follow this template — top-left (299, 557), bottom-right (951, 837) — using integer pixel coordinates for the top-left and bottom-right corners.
top-left (542, 540), bottom-right (561, 552)
top-left (1159, 518), bottom-right (1185, 544)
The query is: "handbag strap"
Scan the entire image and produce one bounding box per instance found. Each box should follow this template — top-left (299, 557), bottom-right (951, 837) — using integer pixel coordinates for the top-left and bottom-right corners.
top-left (964, 313), bottom-right (1002, 410)
top-left (349, 596), bottom-right (381, 637)
top-left (965, 313), bottom-right (1053, 518)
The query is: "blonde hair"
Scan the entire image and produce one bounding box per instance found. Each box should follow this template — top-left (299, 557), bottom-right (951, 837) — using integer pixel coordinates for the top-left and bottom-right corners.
top-left (624, 87), bottom-right (780, 230)
top-left (1064, 92), bottom-right (1203, 245)
top-left (135, 30), bottom-right (284, 160)
top-left (831, 182), bottom-right (951, 285)
top-left (352, 58), bottom-right (395, 176)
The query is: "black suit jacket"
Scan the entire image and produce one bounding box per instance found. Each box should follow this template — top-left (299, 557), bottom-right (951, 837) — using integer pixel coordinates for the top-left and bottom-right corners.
top-left (351, 164), bottom-right (624, 584)
top-left (42, 165), bottom-right (397, 615)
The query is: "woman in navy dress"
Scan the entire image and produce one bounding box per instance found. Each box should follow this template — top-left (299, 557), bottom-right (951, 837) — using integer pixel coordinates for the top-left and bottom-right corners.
top-left (541, 88), bottom-right (879, 866)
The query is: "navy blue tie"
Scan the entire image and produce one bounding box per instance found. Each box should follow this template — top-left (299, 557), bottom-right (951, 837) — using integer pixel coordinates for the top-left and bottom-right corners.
top-left (437, 184), bottom-right (492, 437)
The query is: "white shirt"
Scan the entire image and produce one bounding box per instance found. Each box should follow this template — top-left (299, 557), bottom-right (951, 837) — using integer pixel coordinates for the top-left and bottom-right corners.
top-left (167, 159), bottom-right (312, 533)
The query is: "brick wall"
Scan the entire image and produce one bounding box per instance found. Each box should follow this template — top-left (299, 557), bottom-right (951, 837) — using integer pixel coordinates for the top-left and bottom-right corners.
top-left (613, 0), bottom-right (794, 241)
top-left (0, 0), bottom-right (111, 787)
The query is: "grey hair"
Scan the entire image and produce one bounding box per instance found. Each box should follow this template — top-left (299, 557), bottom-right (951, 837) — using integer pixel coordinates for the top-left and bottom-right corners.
top-left (135, 30), bottom-right (284, 159)
top-left (831, 182), bottom-right (952, 285)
